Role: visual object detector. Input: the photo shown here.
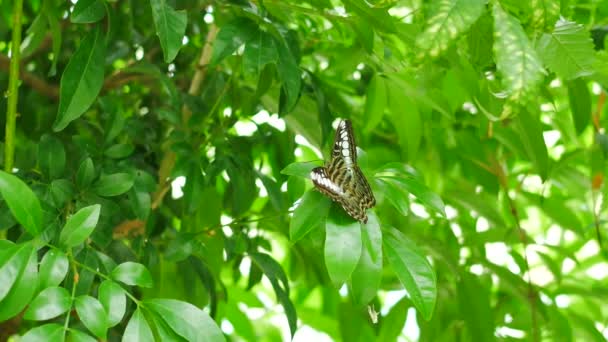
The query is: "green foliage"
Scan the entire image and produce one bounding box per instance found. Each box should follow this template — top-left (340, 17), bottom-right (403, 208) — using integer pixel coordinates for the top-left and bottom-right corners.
top-left (1, 0), bottom-right (608, 341)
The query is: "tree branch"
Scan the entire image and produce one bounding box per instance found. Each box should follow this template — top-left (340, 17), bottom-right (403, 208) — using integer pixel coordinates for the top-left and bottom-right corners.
top-left (151, 24), bottom-right (218, 210)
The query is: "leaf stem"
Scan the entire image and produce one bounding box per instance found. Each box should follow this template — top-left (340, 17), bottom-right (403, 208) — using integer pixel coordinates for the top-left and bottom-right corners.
top-left (4, 0), bottom-right (24, 172)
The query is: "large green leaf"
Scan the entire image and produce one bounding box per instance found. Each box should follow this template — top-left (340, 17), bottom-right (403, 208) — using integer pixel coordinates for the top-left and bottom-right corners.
top-left (290, 189), bottom-right (330, 242)
top-left (38, 249), bottom-right (69, 290)
top-left (38, 134), bottom-right (66, 179)
top-left (21, 324), bottom-right (64, 342)
top-left (71, 0), bottom-right (106, 23)
top-left (529, 0), bottom-right (560, 31)
top-left (458, 272), bottom-right (494, 341)
top-left (59, 204), bottom-right (101, 248)
top-left (0, 171), bottom-right (43, 236)
top-left (492, 3), bottom-right (545, 100)
top-left (324, 209), bottom-right (362, 285)
top-left (0, 242), bottom-right (33, 302)
top-left (98, 280), bottom-right (126, 327)
top-left (111, 262), bottom-right (153, 288)
top-left (538, 19), bottom-right (595, 80)
top-left (342, 0), bottom-right (396, 33)
top-left (349, 212), bottom-right (382, 305)
top-left (92, 173), bottom-right (134, 197)
top-left (122, 308), bottom-right (154, 342)
top-left (75, 295), bottom-right (109, 338)
top-left (386, 77), bottom-right (422, 161)
top-left (567, 78), bottom-right (591, 135)
top-left (0, 246), bottom-right (38, 322)
top-left (145, 299), bottom-right (225, 342)
top-left (364, 73), bottom-right (387, 133)
top-left (249, 252), bottom-right (297, 338)
top-left (211, 18), bottom-right (258, 66)
top-left (23, 286), bottom-right (71, 321)
top-left (384, 227), bottom-right (437, 321)
top-left (275, 36), bottom-right (301, 113)
top-left (514, 109), bottom-right (550, 180)
top-left (53, 25), bottom-right (105, 131)
top-left (243, 30), bottom-right (278, 77)
top-left (416, 0), bottom-right (485, 58)
top-left (150, 0), bottom-right (187, 63)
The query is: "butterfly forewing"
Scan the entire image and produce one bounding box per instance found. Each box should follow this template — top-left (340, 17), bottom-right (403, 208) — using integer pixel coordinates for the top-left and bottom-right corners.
top-left (310, 120), bottom-right (376, 223)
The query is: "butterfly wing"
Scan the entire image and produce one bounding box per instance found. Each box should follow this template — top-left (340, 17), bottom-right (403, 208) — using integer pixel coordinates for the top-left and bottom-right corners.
top-left (331, 120), bottom-right (357, 168)
top-left (311, 119), bottom-right (376, 223)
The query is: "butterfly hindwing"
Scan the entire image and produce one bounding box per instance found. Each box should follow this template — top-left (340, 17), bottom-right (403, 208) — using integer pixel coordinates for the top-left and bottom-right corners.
top-left (310, 120), bottom-right (376, 223)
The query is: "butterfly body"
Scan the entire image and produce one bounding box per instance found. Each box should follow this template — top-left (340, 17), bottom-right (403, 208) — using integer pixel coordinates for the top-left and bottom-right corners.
top-left (310, 120), bottom-right (376, 223)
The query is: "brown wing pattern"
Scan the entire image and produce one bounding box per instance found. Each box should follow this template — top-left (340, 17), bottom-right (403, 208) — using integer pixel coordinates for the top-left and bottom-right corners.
top-left (310, 119), bottom-right (376, 223)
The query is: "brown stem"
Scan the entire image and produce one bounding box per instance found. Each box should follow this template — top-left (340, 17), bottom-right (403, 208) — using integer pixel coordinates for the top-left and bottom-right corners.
top-left (498, 166), bottom-right (539, 342)
top-left (151, 24), bottom-right (218, 209)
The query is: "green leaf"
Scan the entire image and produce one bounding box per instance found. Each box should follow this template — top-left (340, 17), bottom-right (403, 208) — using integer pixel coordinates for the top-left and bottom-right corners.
top-left (349, 212), bottom-right (382, 305)
top-left (342, 0), bottom-right (396, 33)
top-left (289, 190), bottom-right (330, 242)
top-left (38, 134), bottom-right (65, 179)
top-left (376, 175), bottom-right (445, 216)
top-left (150, 0), bottom-right (187, 63)
top-left (514, 109), bottom-right (550, 180)
top-left (275, 37), bottom-right (301, 113)
top-left (416, 0), bottom-right (485, 58)
top-left (46, 6), bottom-right (62, 77)
top-left (0, 170), bottom-right (43, 236)
top-left (377, 296), bottom-right (409, 341)
top-left (258, 173), bottom-right (285, 211)
top-left (567, 79), bottom-right (591, 136)
top-left (71, 0), bottom-right (106, 24)
top-left (376, 178), bottom-right (408, 216)
top-left (20, 13), bottom-right (48, 57)
top-left (98, 280), bottom-right (126, 327)
top-left (75, 295), bottom-right (108, 338)
top-left (384, 227), bottom-right (437, 321)
top-left (249, 252), bottom-right (297, 338)
top-left (281, 161), bottom-right (321, 178)
top-left (68, 329), bottom-right (98, 342)
top-left (364, 74), bottom-right (387, 133)
top-left (0, 242), bottom-right (33, 301)
top-left (76, 157), bottom-right (95, 189)
top-left (386, 77), bottom-right (422, 161)
top-left (59, 204), bottom-right (101, 247)
top-left (146, 309), bottom-right (188, 341)
top-left (49, 179), bottom-right (75, 208)
top-left (492, 3), bottom-right (545, 100)
top-left (211, 18), bottom-right (258, 66)
top-left (24, 286), bottom-right (71, 321)
top-left (53, 25), bottom-right (106, 131)
top-left (38, 249), bottom-right (69, 290)
top-left (145, 299), bottom-right (225, 342)
top-left (130, 188), bottom-right (151, 221)
top-left (21, 323), bottom-right (64, 342)
top-left (458, 272), bottom-right (494, 341)
top-left (122, 308), bottom-right (154, 342)
top-left (92, 173), bottom-right (134, 197)
top-left (243, 30), bottom-right (278, 77)
top-left (529, 0), bottom-right (560, 31)
top-left (324, 209), bottom-right (362, 285)
top-left (111, 262), bottom-right (153, 288)
top-left (104, 143), bottom-right (135, 159)
top-left (0, 246), bottom-right (38, 321)
top-left (538, 19), bottom-right (595, 80)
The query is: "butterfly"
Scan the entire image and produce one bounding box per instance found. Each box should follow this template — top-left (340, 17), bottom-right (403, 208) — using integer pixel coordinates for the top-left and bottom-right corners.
top-left (310, 119), bottom-right (376, 223)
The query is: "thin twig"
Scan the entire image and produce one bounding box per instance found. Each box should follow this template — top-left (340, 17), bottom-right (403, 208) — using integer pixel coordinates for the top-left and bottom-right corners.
top-left (497, 165), bottom-right (539, 342)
